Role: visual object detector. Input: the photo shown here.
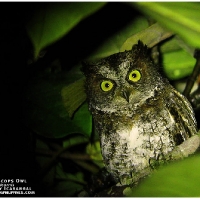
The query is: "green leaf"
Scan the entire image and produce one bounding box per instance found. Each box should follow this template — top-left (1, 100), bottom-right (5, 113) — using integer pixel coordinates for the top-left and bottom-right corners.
top-left (86, 141), bottom-right (104, 168)
top-left (23, 68), bottom-right (91, 138)
top-left (163, 48), bottom-right (196, 80)
top-left (63, 134), bottom-right (89, 149)
top-left (159, 36), bottom-right (196, 80)
top-left (24, 101), bottom-right (91, 139)
top-left (35, 139), bottom-right (56, 187)
top-left (26, 2), bottom-right (106, 59)
top-left (49, 163), bottom-right (85, 196)
top-left (126, 155), bottom-right (200, 197)
top-left (120, 23), bottom-right (173, 51)
top-left (51, 180), bottom-right (83, 197)
top-left (61, 78), bottom-right (86, 117)
top-left (87, 16), bottom-right (149, 60)
top-left (132, 2), bottom-right (200, 48)
top-left (160, 36), bottom-right (193, 54)
top-left (72, 103), bottom-right (92, 138)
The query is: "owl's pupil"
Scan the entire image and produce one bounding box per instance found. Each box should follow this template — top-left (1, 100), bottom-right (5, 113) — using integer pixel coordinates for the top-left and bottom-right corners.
top-left (132, 73), bottom-right (137, 78)
top-left (105, 83), bottom-right (110, 88)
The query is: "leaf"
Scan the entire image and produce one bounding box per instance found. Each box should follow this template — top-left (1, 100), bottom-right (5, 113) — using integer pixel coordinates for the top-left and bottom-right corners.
top-left (51, 180), bottom-right (83, 197)
top-left (86, 141), bottom-right (104, 168)
top-left (160, 36), bottom-right (194, 54)
top-left (132, 2), bottom-right (200, 48)
top-left (61, 78), bottom-right (86, 117)
top-left (158, 36), bottom-right (196, 80)
top-left (87, 16), bottom-right (149, 60)
top-left (26, 2), bottom-right (106, 59)
top-left (23, 69), bottom-right (91, 138)
top-left (63, 134), bottom-right (89, 149)
top-left (125, 155), bottom-right (200, 197)
top-left (163, 49), bottom-right (196, 80)
top-left (24, 101), bottom-right (92, 139)
top-left (73, 103), bottom-right (92, 136)
top-left (49, 163), bottom-right (85, 196)
top-left (35, 139), bottom-right (56, 187)
top-left (120, 23), bottom-right (173, 51)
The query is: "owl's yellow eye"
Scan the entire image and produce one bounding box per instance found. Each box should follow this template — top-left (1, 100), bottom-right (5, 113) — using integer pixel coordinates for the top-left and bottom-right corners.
top-left (129, 70), bottom-right (141, 82)
top-left (100, 80), bottom-right (114, 92)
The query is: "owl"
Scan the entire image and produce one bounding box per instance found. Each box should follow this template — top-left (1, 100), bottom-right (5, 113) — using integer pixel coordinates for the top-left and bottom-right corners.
top-left (82, 41), bottom-right (198, 186)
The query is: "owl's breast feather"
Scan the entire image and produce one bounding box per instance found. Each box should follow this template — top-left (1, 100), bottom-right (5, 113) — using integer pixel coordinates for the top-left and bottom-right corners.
top-left (99, 107), bottom-right (181, 185)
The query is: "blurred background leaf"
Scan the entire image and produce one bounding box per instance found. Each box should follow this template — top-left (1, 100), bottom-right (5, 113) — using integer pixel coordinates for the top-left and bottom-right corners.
top-left (23, 66), bottom-right (91, 138)
top-left (163, 48), bottom-right (195, 80)
top-left (26, 2), bottom-right (106, 59)
top-left (86, 141), bottom-right (104, 169)
top-left (132, 2), bottom-right (200, 48)
top-left (61, 78), bottom-right (86, 117)
top-left (120, 23), bottom-right (173, 51)
top-left (86, 16), bottom-right (148, 60)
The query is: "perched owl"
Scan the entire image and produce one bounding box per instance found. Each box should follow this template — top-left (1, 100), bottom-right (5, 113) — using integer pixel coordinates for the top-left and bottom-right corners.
top-left (82, 41), bottom-right (198, 186)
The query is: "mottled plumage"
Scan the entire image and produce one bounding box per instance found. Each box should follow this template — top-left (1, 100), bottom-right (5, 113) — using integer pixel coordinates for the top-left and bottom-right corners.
top-left (82, 41), bottom-right (198, 185)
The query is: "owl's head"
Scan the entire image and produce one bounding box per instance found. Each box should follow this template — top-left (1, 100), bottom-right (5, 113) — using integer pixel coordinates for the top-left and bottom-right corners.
top-left (82, 41), bottom-right (167, 116)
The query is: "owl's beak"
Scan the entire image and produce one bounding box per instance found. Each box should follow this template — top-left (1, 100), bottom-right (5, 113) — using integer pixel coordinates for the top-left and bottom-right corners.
top-left (122, 90), bottom-right (131, 103)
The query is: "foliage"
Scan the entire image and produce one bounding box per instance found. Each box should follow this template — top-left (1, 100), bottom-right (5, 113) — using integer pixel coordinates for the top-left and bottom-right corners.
top-left (26, 2), bottom-right (106, 59)
top-left (24, 2), bottom-right (200, 197)
top-left (124, 154), bottom-right (200, 197)
top-left (133, 2), bottom-right (200, 48)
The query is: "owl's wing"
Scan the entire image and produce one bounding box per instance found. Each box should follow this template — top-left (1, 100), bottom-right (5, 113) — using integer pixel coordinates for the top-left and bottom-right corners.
top-left (167, 88), bottom-right (198, 145)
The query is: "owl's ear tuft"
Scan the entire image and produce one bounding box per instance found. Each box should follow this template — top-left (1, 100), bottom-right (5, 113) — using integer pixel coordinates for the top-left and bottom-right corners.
top-left (137, 40), bottom-right (148, 55)
top-left (132, 40), bottom-right (150, 60)
top-left (137, 40), bottom-right (148, 52)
